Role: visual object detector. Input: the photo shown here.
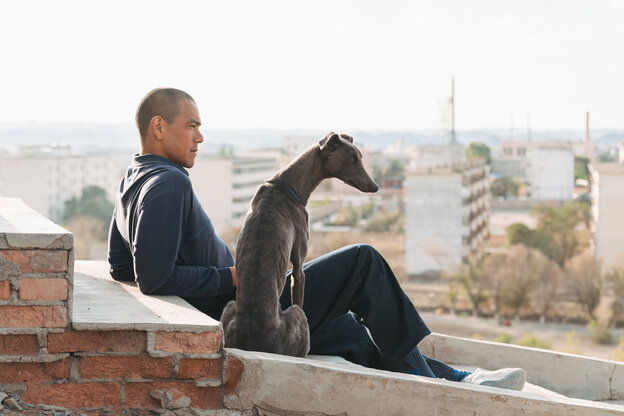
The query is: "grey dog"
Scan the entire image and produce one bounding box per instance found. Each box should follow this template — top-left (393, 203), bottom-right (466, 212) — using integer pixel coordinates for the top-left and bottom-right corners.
top-left (220, 132), bottom-right (379, 357)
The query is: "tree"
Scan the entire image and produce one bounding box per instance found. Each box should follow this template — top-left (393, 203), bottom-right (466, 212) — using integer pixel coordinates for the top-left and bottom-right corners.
top-left (574, 156), bottom-right (590, 182)
top-left (450, 256), bottom-right (489, 317)
top-left (506, 223), bottom-right (559, 262)
top-left (565, 251), bottom-right (602, 320)
top-left (491, 176), bottom-right (519, 199)
top-left (533, 258), bottom-right (563, 323)
top-left (607, 266), bottom-right (624, 325)
top-left (466, 143), bottom-right (491, 164)
top-left (385, 159), bottom-right (405, 179)
top-left (63, 185), bottom-right (114, 236)
top-left (533, 201), bottom-right (590, 266)
top-left (501, 246), bottom-right (543, 320)
top-left (65, 215), bottom-right (104, 260)
top-left (484, 252), bottom-right (508, 320)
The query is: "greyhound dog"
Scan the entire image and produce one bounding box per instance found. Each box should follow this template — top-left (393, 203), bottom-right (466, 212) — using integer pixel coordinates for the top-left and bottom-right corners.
top-left (220, 132), bottom-right (378, 357)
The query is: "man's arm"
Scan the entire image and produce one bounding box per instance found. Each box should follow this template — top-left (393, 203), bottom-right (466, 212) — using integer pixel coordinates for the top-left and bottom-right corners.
top-left (132, 190), bottom-right (234, 297)
top-left (108, 214), bottom-right (135, 281)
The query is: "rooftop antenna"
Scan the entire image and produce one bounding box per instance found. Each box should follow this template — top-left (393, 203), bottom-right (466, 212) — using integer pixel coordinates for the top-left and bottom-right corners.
top-left (510, 112), bottom-right (514, 141)
top-left (585, 111), bottom-right (595, 162)
top-left (450, 77), bottom-right (457, 145)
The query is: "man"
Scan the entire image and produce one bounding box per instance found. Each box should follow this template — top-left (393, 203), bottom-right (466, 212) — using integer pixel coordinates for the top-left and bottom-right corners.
top-left (108, 87), bottom-right (526, 390)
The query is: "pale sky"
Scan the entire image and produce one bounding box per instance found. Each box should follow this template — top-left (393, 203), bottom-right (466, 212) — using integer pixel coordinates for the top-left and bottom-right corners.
top-left (1, 0), bottom-right (623, 130)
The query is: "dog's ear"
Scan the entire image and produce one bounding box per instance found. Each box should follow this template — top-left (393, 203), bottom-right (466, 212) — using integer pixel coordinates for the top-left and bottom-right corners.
top-left (338, 133), bottom-right (353, 143)
top-left (319, 132), bottom-right (342, 154)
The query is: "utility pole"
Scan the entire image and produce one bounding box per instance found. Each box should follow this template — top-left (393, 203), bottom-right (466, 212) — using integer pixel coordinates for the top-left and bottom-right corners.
top-left (450, 77), bottom-right (457, 145)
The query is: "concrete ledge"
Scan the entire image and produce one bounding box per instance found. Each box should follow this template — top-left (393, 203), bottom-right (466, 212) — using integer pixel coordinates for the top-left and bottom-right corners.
top-left (419, 333), bottom-right (624, 401)
top-left (73, 261), bottom-right (221, 333)
top-left (224, 348), bottom-right (624, 415)
top-left (0, 198), bottom-right (72, 249)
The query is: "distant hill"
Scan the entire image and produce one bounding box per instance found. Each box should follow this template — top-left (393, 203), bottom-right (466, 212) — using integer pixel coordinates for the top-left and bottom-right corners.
top-left (1, 122), bottom-right (622, 154)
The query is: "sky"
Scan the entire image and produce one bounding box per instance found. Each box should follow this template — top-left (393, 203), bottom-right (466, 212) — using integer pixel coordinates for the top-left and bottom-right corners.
top-left (1, 0), bottom-right (623, 130)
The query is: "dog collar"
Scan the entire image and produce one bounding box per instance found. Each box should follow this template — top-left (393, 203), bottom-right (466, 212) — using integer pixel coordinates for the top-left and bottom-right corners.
top-left (266, 179), bottom-right (304, 205)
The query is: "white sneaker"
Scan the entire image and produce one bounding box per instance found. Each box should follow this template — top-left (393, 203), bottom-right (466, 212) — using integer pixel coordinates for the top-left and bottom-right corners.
top-left (462, 368), bottom-right (526, 391)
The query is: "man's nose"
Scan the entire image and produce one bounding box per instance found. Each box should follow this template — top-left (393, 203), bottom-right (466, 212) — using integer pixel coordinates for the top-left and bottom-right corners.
top-left (196, 130), bottom-right (204, 143)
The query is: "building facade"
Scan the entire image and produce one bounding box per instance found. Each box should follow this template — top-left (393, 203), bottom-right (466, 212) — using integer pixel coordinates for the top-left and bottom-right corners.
top-left (0, 153), bottom-right (128, 221)
top-left (190, 153), bottom-right (280, 233)
top-left (527, 146), bottom-right (574, 201)
top-left (405, 160), bottom-right (490, 278)
top-left (590, 162), bottom-right (624, 269)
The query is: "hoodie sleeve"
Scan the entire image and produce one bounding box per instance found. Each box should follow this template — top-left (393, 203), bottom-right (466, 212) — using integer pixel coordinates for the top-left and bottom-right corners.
top-left (131, 189), bottom-right (233, 297)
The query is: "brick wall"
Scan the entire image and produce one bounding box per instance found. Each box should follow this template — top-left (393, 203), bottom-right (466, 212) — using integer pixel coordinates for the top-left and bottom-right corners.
top-left (0, 198), bottom-right (245, 414)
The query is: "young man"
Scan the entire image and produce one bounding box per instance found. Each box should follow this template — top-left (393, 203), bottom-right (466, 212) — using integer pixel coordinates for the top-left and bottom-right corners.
top-left (108, 87), bottom-right (526, 390)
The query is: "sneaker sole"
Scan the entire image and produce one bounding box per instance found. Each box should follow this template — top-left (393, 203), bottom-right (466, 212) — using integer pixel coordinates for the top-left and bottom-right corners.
top-left (479, 370), bottom-right (526, 390)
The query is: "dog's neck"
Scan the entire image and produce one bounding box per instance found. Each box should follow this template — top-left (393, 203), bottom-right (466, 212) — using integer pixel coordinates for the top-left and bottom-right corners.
top-left (269, 145), bottom-right (326, 206)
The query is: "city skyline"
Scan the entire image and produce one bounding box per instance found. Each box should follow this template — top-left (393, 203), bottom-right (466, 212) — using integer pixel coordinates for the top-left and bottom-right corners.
top-left (2, 0), bottom-right (623, 131)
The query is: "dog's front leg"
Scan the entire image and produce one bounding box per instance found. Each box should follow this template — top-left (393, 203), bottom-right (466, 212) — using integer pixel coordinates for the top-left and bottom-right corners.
top-left (291, 264), bottom-right (305, 308)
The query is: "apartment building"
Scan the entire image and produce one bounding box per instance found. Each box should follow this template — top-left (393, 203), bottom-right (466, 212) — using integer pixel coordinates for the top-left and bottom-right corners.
top-left (590, 162), bottom-right (624, 269)
top-left (0, 153), bottom-right (128, 221)
top-left (527, 146), bottom-right (574, 201)
top-left (405, 160), bottom-right (490, 278)
top-left (190, 153), bottom-right (280, 233)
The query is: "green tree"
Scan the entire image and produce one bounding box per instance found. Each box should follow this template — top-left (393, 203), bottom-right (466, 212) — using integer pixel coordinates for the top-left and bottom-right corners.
top-left (385, 159), bottom-right (405, 179)
top-left (574, 156), bottom-right (590, 182)
top-left (451, 256), bottom-right (490, 317)
top-left (533, 201), bottom-right (590, 266)
top-left (506, 223), bottom-right (559, 262)
top-left (466, 142), bottom-right (491, 164)
top-left (63, 186), bottom-right (114, 236)
top-left (491, 176), bottom-right (519, 199)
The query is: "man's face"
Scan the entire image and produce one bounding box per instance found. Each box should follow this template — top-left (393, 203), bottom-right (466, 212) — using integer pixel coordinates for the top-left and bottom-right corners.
top-left (161, 99), bottom-right (204, 168)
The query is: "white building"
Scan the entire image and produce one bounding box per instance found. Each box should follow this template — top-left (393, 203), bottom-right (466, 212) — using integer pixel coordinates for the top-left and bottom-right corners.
top-left (190, 153), bottom-right (280, 233)
top-left (405, 160), bottom-right (490, 278)
top-left (527, 146), bottom-right (574, 201)
top-left (409, 144), bottom-right (466, 169)
top-left (590, 163), bottom-right (624, 269)
top-left (0, 153), bottom-right (128, 221)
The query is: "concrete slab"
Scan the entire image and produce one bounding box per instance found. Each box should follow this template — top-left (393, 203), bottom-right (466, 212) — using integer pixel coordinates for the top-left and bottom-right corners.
top-left (73, 261), bottom-right (220, 333)
top-left (0, 198), bottom-right (72, 249)
top-left (419, 332), bottom-right (624, 402)
top-left (226, 348), bottom-right (624, 415)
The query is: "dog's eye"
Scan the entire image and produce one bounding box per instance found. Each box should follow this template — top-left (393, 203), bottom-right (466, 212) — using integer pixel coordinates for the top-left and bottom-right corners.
top-left (351, 156), bottom-right (357, 164)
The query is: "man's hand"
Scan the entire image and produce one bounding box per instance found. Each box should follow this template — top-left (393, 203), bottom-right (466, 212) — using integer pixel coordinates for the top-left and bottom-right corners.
top-left (230, 266), bottom-right (237, 287)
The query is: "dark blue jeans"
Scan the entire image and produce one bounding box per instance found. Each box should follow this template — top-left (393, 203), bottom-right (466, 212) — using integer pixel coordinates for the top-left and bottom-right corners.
top-left (209, 244), bottom-right (456, 378)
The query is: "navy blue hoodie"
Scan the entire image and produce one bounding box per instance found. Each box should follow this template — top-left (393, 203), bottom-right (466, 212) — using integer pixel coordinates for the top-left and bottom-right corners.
top-left (108, 154), bottom-right (234, 313)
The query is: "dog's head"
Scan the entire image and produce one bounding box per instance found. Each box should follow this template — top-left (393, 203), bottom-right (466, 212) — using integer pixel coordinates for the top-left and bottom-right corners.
top-left (318, 132), bottom-right (379, 193)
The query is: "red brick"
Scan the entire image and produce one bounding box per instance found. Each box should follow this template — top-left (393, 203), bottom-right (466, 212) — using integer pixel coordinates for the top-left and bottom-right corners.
top-left (154, 331), bottom-right (222, 354)
top-left (177, 358), bottom-right (223, 380)
top-left (0, 306), bottom-right (67, 328)
top-left (19, 278), bottom-right (67, 300)
top-left (48, 330), bottom-right (146, 354)
top-left (0, 334), bottom-right (40, 355)
top-left (224, 357), bottom-right (244, 396)
top-left (0, 280), bottom-right (10, 299)
top-left (0, 357), bottom-right (70, 383)
top-left (0, 250), bottom-right (68, 273)
top-left (78, 356), bottom-right (172, 380)
top-left (23, 382), bottom-right (121, 408)
top-left (124, 381), bottom-right (222, 409)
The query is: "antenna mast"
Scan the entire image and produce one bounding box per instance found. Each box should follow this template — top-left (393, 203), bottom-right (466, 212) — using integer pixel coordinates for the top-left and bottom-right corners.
top-left (450, 77), bottom-right (457, 145)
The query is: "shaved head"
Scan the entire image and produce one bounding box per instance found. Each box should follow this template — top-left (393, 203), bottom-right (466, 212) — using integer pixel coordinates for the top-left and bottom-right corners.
top-left (135, 88), bottom-right (195, 140)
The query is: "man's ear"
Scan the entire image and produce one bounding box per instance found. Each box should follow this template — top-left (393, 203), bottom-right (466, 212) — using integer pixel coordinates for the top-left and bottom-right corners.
top-left (319, 132), bottom-right (342, 154)
top-left (151, 116), bottom-right (165, 141)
